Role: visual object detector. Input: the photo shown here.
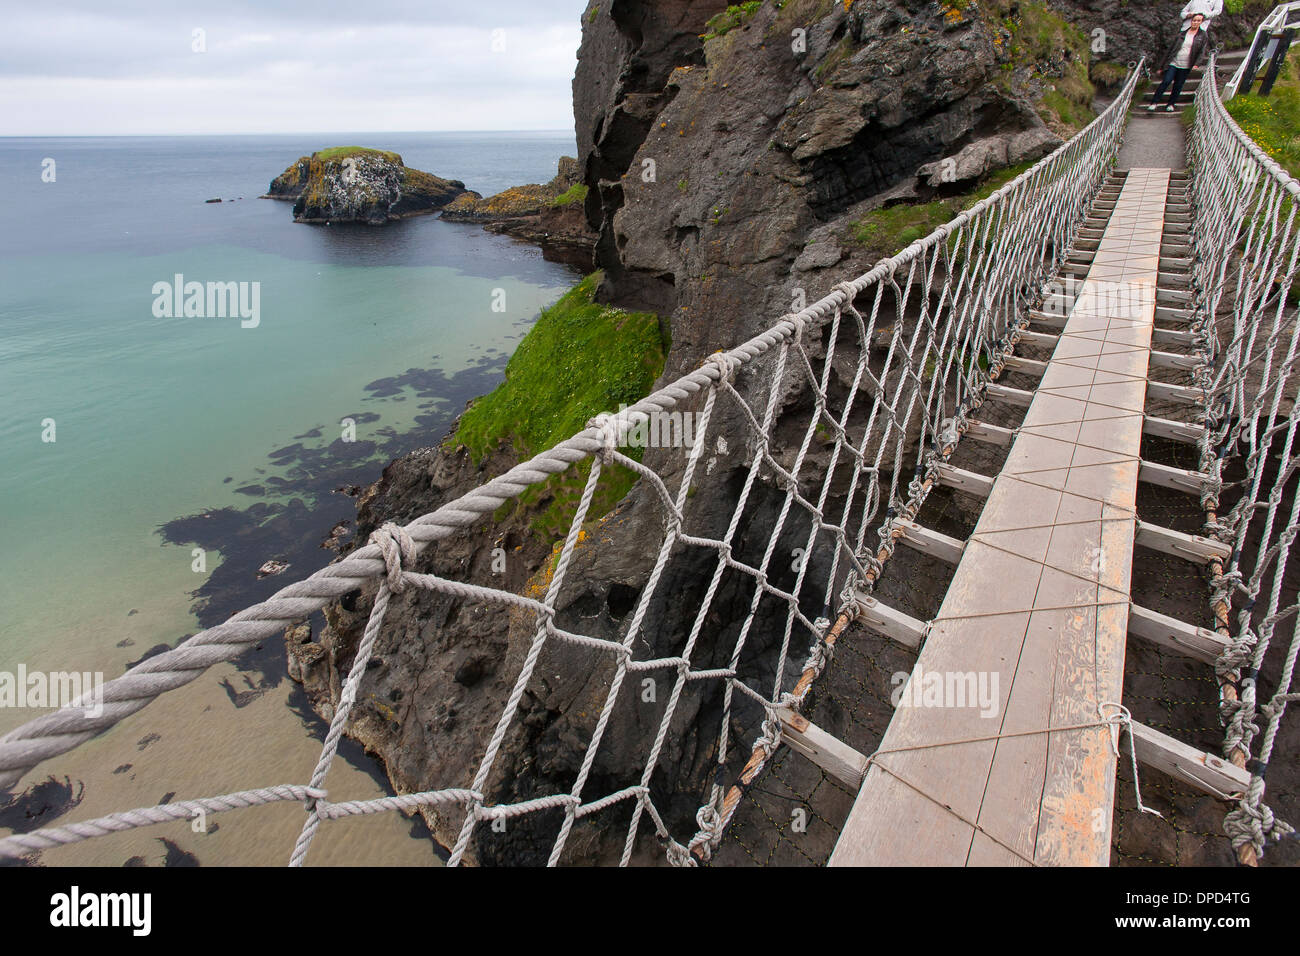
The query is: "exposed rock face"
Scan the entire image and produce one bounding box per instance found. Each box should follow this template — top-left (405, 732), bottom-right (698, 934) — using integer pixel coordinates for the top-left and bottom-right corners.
top-left (294, 0), bottom-right (1265, 865)
top-left (264, 148), bottom-right (469, 225)
top-left (1056, 0), bottom-right (1267, 65)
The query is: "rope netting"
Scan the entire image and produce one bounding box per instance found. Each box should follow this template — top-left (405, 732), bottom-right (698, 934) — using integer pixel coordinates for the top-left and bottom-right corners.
top-left (0, 64), bottom-right (1141, 866)
top-left (1185, 54), bottom-right (1300, 862)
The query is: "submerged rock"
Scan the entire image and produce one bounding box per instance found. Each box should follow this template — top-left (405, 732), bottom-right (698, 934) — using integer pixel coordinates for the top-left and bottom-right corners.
top-left (263, 147), bottom-right (469, 225)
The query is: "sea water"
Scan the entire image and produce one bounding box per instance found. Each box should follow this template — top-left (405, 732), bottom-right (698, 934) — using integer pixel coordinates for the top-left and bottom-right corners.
top-left (0, 132), bottom-right (580, 865)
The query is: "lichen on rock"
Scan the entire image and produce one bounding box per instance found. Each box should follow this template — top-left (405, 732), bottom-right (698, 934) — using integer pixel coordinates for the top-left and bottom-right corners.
top-left (263, 146), bottom-right (469, 225)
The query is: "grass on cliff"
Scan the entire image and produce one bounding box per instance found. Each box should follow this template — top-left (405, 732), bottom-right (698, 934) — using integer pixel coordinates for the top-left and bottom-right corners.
top-left (849, 161), bottom-right (1032, 261)
top-left (991, 0), bottom-right (1094, 132)
top-left (451, 273), bottom-right (668, 537)
top-left (1226, 49), bottom-right (1300, 179)
top-left (314, 146), bottom-right (402, 163)
top-left (702, 2), bottom-right (762, 40)
top-left (551, 183), bottom-right (589, 207)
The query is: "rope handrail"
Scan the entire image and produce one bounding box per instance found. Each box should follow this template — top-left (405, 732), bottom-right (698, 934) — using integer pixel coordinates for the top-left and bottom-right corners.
top-left (1188, 53), bottom-right (1300, 863)
top-left (1, 61), bottom-right (1145, 865)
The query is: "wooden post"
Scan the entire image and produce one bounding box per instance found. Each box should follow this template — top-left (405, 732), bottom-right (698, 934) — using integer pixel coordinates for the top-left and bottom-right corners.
top-left (1258, 30), bottom-right (1295, 97)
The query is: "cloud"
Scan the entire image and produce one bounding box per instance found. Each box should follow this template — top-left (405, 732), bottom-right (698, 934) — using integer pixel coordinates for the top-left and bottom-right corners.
top-left (0, 1), bottom-right (589, 134)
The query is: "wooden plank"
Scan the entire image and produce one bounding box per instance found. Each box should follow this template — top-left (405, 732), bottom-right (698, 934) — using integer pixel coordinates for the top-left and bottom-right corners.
top-left (1143, 413), bottom-right (1203, 443)
top-left (964, 420), bottom-right (1015, 446)
top-left (1127, 603), bottom-right (1231, 666)
top-left (1151, 326), bottom-right (1196, 347)
top-left (1146, 380), bottom-right (1202, 405)
top-left (985, 382), bottom-right (1035, 407)
top-left (851, 591), bottom-right (929, 650)
top-left (934, 462), bottom-right (994, 499)
top-left (1002, 355), bottom-right (1048, 377)
top-left (1135, 520), bottom-right (1232, 562)
top-left (1149, 349), bottom-right (1199, 371)
top-left (1028, 308), bottom-right (1069, 330)
top-left (1129, 721), bottom-right (1252, 799)
top-left (1016, 329), bottom-right (1059, 348)
top-left (776, 708), bottom-right (868, 791)
top-left (1139, 459), bottom-right (1209, 495)
top-left (893, 519), bottom-right (965, 564)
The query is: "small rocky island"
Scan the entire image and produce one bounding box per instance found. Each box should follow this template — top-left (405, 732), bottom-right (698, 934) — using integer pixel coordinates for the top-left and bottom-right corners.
top-left (263, 146), bottom-right (469, 225)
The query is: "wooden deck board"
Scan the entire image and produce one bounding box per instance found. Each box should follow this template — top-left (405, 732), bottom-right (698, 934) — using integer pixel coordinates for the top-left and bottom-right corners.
top-left (829, 170), bottom-right (1168, 867)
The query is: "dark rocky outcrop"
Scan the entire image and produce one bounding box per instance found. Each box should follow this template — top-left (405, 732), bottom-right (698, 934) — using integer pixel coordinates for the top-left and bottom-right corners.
top-left (441, 156), bottom-right (597, 269)
top-left (292, 0), bottom-right (1274, 865)
top-left (263, 148), bottom-right (469, 225)
top-left (441, 156), bottom-right (582, 222)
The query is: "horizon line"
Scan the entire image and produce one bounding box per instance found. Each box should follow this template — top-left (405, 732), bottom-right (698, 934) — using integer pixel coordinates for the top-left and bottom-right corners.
top-left (0, 128), bottom-right (577, 139)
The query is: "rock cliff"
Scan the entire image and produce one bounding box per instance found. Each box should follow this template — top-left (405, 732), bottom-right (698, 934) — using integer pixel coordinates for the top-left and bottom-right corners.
top-left (264, 147), bottom-right (469, 225)
top-left (291, 0), bottom-right (1274, 864)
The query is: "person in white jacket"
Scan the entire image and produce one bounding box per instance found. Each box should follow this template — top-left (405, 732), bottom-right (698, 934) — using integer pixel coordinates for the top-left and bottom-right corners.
top-left (1182, 0), bottom-right (1223, 29)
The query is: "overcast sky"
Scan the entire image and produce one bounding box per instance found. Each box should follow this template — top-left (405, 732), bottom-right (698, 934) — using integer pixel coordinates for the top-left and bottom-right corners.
top-left (0, 0), bottom-right (589, 135)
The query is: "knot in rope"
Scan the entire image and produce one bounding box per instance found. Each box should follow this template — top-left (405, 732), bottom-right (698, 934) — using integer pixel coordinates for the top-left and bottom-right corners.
top-left (1099, 701), bottom-right (1165, 820)
top-left (837, 583), bottom-right (867, 621)
top-left (370, 522), bottom-right (416, 593)
top-left (704, 351), bottom-right (737, 385)
top-left (587, 413), bottom-right (622, 463)
top-left (831, 280), bottom-right (859, 309)
top-left (1209, 567), bottom-right (1245, 612)
top-left (695, 801), bottom-right (723, 840)
top-left (665, 839), bottom-right (697, 867)
top-left (803, 636), bottom-right (835, 680)
top-left (784, 312), bottom-right (807, 341)
top-left (1224, 799), bottom-right (1294, 857)
top-left (1215, 631), bottom-right (1256, 678)
top-left (936, 417), bottom-right (960, 452)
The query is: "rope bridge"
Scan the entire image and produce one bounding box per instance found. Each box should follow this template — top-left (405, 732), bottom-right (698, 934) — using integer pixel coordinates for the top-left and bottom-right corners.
top-left (1, 58), bottom-right (1289, 866)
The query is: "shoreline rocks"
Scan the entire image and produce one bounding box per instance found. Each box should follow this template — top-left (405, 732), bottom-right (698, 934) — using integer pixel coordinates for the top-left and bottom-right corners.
top-left (440, 156), bottom-right (597, 269)
top-left (263, 147), bottom-right (469, 225)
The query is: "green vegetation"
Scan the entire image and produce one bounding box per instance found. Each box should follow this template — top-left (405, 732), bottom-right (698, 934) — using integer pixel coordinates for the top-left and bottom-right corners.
top-left (1225, 49), bottom-right (1300, 307)
top-left (991, 0), bottom-right (1095, 132)
top-left (848, 162), bottom-right (1033, 260)
top-left (1090, 61), bottom-right (1129, 95)
top-left (314, 146), bottom-right (401, 164)
top-left (814, 34), bottom-right (855, 82)
top-left (451, 273), bottom-right (668, 536)
top-left (585, 4), bottom-right (600, 23)
top-left (1226, 49), bottom-right (1300, 180)
top-left (551, 183), bottom-right (589, 207)
top-left (1040, 89), bottom-right (1093, 130)
top-left (702, 2), bottom-right (762, 40)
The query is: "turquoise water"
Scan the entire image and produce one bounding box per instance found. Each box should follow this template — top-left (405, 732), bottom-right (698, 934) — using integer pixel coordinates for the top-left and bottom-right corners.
top-left (0, 134), bottom-right (579, 864)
